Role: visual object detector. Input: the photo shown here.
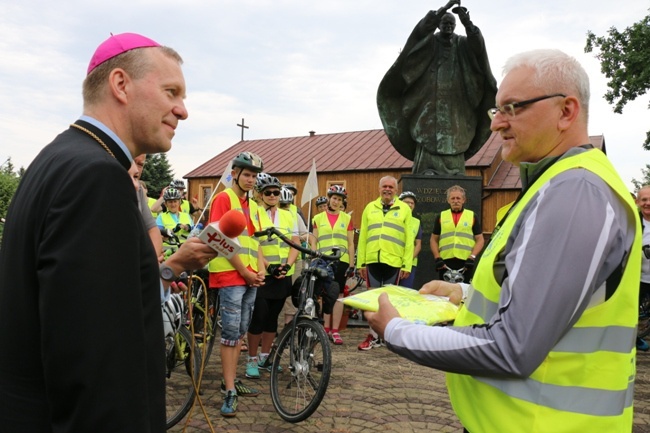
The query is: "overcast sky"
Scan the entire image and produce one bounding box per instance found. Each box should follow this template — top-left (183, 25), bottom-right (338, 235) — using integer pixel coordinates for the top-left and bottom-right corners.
top-left (1, 0), bottom-right (648, 189)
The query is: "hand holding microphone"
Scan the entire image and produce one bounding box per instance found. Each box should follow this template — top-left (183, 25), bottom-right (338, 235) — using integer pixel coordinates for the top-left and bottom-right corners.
top-left (198, 209), bottom-right (247, 259)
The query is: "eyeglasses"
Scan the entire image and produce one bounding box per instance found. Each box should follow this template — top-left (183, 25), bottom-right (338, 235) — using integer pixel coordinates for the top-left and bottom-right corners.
top-left (487, 93), bottom-right (566, 120)
top-left (263, 190), bottom-right (281, 196)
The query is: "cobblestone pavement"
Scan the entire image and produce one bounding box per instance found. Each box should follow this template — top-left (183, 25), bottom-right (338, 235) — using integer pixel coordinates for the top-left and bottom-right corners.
top-left (169, 325), bottom-right (650, 433)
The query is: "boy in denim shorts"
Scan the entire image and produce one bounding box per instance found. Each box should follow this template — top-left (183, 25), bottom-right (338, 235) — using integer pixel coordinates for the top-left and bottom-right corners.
top-left (208, 152), bottom-right (270, 417)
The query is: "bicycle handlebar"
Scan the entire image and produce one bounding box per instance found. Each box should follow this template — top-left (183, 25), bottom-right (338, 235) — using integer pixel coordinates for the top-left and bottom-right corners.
top-left (253, 226), bottom-right (342, 261)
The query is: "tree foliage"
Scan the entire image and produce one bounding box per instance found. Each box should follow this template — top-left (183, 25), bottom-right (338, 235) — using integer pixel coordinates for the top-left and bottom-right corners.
top-left (140, 153), bottom-right (174, 198)
top-left (632, 164), bottom-right (650, 192)
top-left (0, 158), bottom-right (24, 244)
top-left (585, 12), bottom-right (650, 149)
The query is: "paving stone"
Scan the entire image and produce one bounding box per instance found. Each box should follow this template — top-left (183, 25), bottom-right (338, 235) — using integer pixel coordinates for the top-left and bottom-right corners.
top-left (169, 326), bottom-right (650, 433)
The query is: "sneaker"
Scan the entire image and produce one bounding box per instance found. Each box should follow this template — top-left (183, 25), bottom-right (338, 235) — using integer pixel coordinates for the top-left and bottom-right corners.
top-left (331, 332), bottom-right (343, 345)
top-left (358, 334), bottom-right (381, 351)
top-left (245, 357), bottom-right (260, 379)
top-left (220, 390), bottom-right (238, 417)
top-left (258, 354), bottom-right (282, 372)
top-left (638, 337), bottom-right (650, 352)
top-left (221, 378), bottom-right (260, 397)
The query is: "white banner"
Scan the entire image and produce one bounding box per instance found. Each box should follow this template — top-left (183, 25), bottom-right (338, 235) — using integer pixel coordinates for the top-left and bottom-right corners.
top-left (300, 159), bottom-right (319, 207)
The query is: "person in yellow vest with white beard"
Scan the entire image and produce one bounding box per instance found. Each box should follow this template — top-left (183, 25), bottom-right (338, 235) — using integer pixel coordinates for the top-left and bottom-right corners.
top-left (367, 49), bottom-right (640, 433)
top-left (431, 185), bottom-right (484, 281)
top-left (311, 185), bottom-right (355, 345)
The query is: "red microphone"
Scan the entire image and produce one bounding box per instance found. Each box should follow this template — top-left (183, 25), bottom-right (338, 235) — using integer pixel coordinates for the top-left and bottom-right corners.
top-left (198, 210), bottom-right (247, 259)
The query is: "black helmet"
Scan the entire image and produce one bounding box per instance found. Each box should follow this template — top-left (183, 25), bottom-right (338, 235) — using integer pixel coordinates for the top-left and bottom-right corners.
top-left (399, 191), bottom-right (417, 203)
top-left (316, 196), bottom-right (328, 206)
top-left (232, 152), bottom-right (263, 173)
top-left (255, 172), bottom-right (282, 192)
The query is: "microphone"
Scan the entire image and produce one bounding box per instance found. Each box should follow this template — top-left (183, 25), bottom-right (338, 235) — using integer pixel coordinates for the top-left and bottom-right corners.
top-left (197, 209), bottom-right (248, 259)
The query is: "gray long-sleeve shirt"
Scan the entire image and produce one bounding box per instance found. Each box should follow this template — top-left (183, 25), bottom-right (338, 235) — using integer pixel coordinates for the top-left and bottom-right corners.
top-left (384, 147), bottom-right (636, 378)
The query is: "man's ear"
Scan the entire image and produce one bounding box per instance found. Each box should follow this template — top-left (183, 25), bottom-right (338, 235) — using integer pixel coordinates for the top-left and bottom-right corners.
top-left (107, 68), bottom-right (130, 104)
top-left (558, 96), bottom-right (581, 131)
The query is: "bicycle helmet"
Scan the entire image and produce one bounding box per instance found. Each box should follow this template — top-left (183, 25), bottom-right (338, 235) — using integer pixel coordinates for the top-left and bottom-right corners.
top-left (163, 187), bottom-right (182, 201)
top-left (162, 292), bottom-right (184, 337)
top-left (255, 172), bottom-right (282, 192)
top-left (279, 187), bottom-right (294, 204)
top-left (231, 151), bottom-right (263, 173)
top-left (327, 185), bottom-right (347, 198)
top-left (169, 179), bottom-right (185, 189)
top-left (399, 191), bottom-right (417, 203)
top-left (316, 196), bottom-right (328, 206)
top-left (283, 184), bottom-right (298, 195)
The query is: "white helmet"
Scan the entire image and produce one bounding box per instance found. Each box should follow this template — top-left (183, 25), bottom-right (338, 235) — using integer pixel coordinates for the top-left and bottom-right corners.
top-left (279, 187), bottom-right (294, 204)
top-left (162, 293), bottom-right (184, 338)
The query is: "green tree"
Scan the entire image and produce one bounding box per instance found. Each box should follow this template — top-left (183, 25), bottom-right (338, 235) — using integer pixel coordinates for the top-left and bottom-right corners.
top-left (585, 12), bottom-right (650, 149)
top-left (632, 164), bottom-right (650, 192)
top-left (0, 158), bottom-right (21, 244)
top-left (141, 153), bottom-right (174, 198)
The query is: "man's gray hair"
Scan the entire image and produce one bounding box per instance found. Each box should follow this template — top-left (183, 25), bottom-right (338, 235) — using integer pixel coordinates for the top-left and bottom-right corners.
top-left (379, 175), bottom-right (398, 187)
top-left (503, 49), bottom-right (590, 121)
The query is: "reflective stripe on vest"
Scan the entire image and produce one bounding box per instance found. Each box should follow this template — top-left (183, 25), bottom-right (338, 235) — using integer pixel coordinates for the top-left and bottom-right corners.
top-left (208, 189), bottom-right (268, 274)
top-left (359, 198), bottom-right (413, 270)
top-left (447, 148), bottom-right (640, 433)
top-left (313, 211), bottom-right (352, 264)
top-left (439, 209), bottom-right (475, 260)
top-left (259, 208), bottom-right (295, 276)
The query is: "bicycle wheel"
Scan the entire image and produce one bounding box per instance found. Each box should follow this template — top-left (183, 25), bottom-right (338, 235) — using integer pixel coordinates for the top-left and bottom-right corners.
top-left (639, 292), bottom-right (650, 339)
top-left (166, 326), bottom-right (201, 429)
top-left (189, 275), bottom-right (220, 362)
top-left (270, 318), bottom-right (331, 422)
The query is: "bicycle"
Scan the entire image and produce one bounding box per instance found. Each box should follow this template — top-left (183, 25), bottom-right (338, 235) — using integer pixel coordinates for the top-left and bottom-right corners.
top-left (253, 226), bottom-right (342, 423)
top-left (163, 292), bottom-right (202, 429)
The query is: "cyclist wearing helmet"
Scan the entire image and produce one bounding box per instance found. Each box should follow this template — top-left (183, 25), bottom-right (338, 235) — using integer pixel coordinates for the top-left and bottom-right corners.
top-left (156, 187), bottom-right (194, 254)
top-left (398, 191), bottom-right (422, 289)
top-left (310, 185), bottom-right (354, 345)
top-left (208, 151), bottom-right (270, 417)
top-left (315, 196), bottom-right (328, 214)
top-left (431, 185), bottom-right (484, 281)
top-left (245, 174), bottom-right (300, 379)
top-left (151, 179), bottom-right (200, 217)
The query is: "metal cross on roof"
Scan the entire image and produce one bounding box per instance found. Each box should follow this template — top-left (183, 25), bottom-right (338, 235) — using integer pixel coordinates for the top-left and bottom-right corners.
top-left (237, 118), bottom-right (249, 141)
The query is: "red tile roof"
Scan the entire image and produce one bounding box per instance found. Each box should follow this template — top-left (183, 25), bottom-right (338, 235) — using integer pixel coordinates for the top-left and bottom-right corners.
top-left (184, 130), bottom-right (412, 178)
top-left (185, 129), bottom-right (604, 191)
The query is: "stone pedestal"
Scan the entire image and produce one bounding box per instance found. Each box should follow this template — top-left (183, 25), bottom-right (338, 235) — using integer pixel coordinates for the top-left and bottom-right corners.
top-left (400, 174), bottom-right (483, 289)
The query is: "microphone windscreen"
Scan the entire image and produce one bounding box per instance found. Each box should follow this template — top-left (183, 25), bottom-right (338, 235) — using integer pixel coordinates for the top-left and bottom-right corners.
top-left (219, 209), bottom-right (247, 238)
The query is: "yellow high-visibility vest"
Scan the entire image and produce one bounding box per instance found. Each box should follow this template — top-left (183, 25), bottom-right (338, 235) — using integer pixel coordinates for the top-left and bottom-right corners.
top-left (448, 149), bottom-right (640, 433)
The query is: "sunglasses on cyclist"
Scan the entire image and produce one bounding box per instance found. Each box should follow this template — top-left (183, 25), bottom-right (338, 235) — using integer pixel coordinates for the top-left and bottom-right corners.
top-left (263, 190), bottom-right (281, 196)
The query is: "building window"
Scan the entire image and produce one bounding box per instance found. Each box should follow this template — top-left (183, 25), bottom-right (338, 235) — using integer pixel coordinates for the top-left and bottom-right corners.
top-left (199, 184), bottom-right (212, 208)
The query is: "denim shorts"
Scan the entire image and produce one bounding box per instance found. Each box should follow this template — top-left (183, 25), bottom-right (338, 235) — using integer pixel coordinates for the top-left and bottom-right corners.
top-left (218, 285), bottom-right (257, 346)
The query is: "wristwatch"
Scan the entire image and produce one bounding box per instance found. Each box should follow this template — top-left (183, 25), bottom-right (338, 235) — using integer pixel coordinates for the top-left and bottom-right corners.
top-left (160, 263), bottom-right (178, 282)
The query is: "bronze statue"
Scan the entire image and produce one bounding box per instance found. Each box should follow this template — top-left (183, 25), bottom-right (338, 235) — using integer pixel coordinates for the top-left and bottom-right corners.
top-left (377, 0), bottom-right (497, 175)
